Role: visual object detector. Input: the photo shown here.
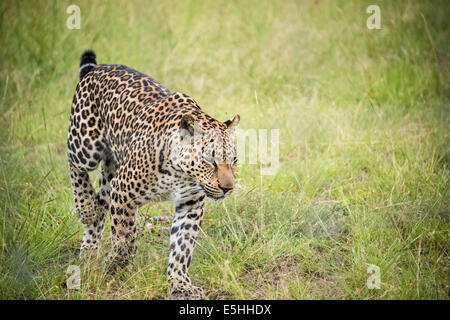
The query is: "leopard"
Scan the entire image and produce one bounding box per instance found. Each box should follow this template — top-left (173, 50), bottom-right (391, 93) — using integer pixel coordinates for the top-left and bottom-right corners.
top-left (67, 50), bottom-right (240, 299)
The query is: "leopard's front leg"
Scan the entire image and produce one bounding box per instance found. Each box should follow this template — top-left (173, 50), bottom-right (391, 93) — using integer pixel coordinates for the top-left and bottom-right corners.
top-left (168, 195), bottom-right (205, 300)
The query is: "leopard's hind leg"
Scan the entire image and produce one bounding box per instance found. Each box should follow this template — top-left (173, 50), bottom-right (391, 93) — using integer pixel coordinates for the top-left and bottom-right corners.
top-left (77, 156), bottom-right (118, 256)
top-left (67, 73), bottom-right (114, 256)
top-left (68, 162), bottom-right (103, 256)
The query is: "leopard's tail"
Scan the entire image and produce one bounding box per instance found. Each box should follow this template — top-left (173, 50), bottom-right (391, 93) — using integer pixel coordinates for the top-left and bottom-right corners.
top-left (79, 50), bottom-right (97, 80)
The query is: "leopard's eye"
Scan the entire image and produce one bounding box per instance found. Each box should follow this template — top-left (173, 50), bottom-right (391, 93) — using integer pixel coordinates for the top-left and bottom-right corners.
top-left (204, 150), bottom-right (218, 167)
top-left (204, 156), bottom-right (216, 167)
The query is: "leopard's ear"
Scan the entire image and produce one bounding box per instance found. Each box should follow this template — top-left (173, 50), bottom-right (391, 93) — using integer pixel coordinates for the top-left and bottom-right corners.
top-left (225, 114), bottom-right (240, 129)
top-left (180, 114), bottom-right (195, 135)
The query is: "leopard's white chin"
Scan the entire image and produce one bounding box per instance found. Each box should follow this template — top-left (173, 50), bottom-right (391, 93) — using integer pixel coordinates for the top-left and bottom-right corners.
top-left (209, 195), bottom-right (225, 202)
top-left (203, 192), bottom-right (224, 201)
top-left (201, 188), bottom-right (225, 201)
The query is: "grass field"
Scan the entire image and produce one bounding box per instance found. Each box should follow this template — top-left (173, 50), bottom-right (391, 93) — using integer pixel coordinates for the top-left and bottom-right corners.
top-left (0, 0), bottom-right (448, 299)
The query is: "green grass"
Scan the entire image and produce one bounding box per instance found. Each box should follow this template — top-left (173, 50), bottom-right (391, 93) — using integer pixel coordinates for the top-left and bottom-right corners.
top-left (0, 0), bottom-right (448, 299)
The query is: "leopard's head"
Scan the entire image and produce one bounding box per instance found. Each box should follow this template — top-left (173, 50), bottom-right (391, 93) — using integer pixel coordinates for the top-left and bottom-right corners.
top-left (170, 112), bottom-right (240, 201)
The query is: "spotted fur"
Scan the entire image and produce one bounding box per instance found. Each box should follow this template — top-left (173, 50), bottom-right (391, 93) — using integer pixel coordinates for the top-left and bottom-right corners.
top-left (67, 50), bottom-right (240, 299)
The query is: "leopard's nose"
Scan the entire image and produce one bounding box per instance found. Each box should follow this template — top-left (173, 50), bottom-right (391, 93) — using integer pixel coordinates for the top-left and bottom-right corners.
top-left (219, 185), bottom-right (233, 194)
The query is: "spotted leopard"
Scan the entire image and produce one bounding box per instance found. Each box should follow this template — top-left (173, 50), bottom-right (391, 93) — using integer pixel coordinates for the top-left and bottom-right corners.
top-left (67, 50), bottom-right (240, 299)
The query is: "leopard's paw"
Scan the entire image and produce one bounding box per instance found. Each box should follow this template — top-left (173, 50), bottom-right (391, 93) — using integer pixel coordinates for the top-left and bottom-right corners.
top-left (171, 285), bottom-right (205, 300)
